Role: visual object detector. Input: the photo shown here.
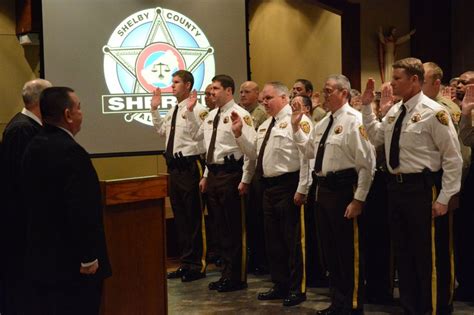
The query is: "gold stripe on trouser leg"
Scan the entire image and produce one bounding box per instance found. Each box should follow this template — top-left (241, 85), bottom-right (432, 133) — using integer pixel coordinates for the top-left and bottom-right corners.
top-left (448, 210), bottom-right (455, 304)
top-left (300, 205), bottom-right (307, 293)
top-left (352, 217), bottom-right (360, 309)
top-left (196, 160), bottom-right (207, 273)
top-left (431, 185), bottom-right (438, 315)
top-left (240, 196), bottom-right (247, 282)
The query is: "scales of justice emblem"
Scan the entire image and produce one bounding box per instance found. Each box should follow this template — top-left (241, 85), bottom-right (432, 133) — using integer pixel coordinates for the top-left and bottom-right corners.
top-left (102, 7), bottom-right (215, 126)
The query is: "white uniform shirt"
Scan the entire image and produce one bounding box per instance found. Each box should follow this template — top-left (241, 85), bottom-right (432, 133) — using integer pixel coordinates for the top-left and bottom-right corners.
top-left (187, 99), bottom-right (256, 184)
top-left (236, 104), bottom-right (312, 195)
top-left (150, 98), bottom-right (207, 156)
top-left (294, 103), bottom-right (375, 202)
top-left (362, 91), bottom-right (462, 205)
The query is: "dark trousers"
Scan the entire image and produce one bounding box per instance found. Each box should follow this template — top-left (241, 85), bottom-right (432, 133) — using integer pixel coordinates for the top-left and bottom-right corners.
top-left (387, 177), bottom-right (454, 315)
top-left (316, 184), bottom-right (364, 310)
top-left (207, 170), bottom-right (246, 282)
top-left (455, 163), bottom-right (474, 300)
top-left (363, 170), bottom-right (394, 301)
top-left (246, 173), bottom-right (267, 272)
top-left (305, 182), bottom-right (328, 287)
top-left (262, 172), bottom-right (305, 293)
top-left (169, 159), bottom-right (207, 272)
top-left (26, 278), bottom-right (103, 315)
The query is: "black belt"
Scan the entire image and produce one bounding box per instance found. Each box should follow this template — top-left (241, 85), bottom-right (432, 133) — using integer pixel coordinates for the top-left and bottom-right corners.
top-left (207, 163), bottom-right (242, 174)
top-left (261, 171), bottom-right (299, 187)
top-left (165, 154), bottom-right (203, 170)
top-left (386, 169), bottom-right (442, 186)
top-left (314, 168), bottom-right (357, 190)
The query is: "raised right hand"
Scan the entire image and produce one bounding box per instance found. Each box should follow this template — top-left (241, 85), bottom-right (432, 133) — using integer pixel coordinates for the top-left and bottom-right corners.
top-left (361, 78), bottom-right (375, 106)
top-left (290, 97), bottom-right (305, 131)
top-left (151, 88), bottom-right (162, 110)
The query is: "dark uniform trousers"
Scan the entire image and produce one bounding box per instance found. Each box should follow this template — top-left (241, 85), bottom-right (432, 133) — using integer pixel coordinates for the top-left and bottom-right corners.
top-left (262, 171), bottom-right (305, 294)
top-left (455, 155), bottom-right (474, 301)
top-left (363, 169), bottom-right (394, 301)
top-left (246, 173), bottom-right (267, 272)
top-left (168, 156), bottom-right (207, 272)
top-left (206, 169), bottom-right (247, 283)
top-left (387, 172), bottom-right (454, 315)
top-left (316, 183), bottom-right (364, 310)
top-left (305, 182), bottom-right (328, 287)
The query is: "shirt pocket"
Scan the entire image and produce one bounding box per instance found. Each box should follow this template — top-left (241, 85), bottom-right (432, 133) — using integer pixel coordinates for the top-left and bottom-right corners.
top-left (402, 122), bottom-right (424, 148)
top-left (324, 135), bottom-right (344, 163)
top-left (272, 129), bottom-right (292, 151)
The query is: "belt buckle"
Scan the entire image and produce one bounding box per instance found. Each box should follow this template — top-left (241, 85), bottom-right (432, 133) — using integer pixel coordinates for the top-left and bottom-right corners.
top-left (396, 173), bottom-right (403, 183)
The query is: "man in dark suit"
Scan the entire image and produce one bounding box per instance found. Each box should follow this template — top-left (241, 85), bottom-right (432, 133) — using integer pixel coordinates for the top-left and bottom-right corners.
top-left (0, 79), bottom-right (51, 314)
top-left (21, 86), bottom-right (111, 315)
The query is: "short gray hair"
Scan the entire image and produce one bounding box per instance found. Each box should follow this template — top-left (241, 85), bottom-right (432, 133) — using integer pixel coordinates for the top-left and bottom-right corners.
top-left (326, 74), bottom-right (351, 92)
top-left (265, 81), bottom-right (289, 97)
top-left (22, 79), bottom-right (53, 108)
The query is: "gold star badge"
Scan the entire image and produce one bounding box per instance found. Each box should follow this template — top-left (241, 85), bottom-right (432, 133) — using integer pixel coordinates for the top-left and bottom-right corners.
top-left (300, 121), bottom-right (310, 134)
top-left (243, 115), bottom-right (253, 127)
top-left (411, 113), bottom-right (421, 123)
top-left (223, 116), bottom-right (229, 124)
top-left (436, 111), bottom-right (449, 126)
top-left (334, 125), bottom-right (343, 134)
top-left (279, 122), bottom-right (288, 128)
top-left (199, 111), bottom-right (208, 121)
top-left (388, 116), bottom-right (396, 124)
top-left (359, 125), bottom-right (368, 140)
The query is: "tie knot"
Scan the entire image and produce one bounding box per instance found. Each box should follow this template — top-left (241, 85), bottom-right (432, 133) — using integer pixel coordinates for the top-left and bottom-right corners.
top-left (400, 104), bottom-right (406, 112)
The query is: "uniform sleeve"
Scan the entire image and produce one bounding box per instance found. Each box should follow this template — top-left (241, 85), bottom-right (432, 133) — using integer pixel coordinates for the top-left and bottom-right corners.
top-left (150, 108), bottom-right (167, 137)
top-left (293, 124), bottom-right (315, 159)
top-left (239, 113), bottom-right (257, 184)
top-left (459, 112), bottom-right (474, 147)
top-left (235, 128), bottom-right (258, 160)
top-left (362, 104), bottom-right (385, 147)
top-left (186, 107), bottom-right (205, 141)
top-left (296, 117), bottom-right (313, 194)
top-left (431, 113), bottom-right (463, 205)
top-left (349, 122), bottom-right (376, 202)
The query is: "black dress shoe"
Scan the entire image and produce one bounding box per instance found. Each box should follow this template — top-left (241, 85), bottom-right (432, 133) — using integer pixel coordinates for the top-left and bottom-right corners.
top-left (217, 279), bottom-right (248, 292)
top-left (257, 287), bottom-right (288, 300)
top-left (283, 292), bottom-right (306, 306)
top-left (167, 267), bottom-right (188, 279)
top-left (316, 305), bottom-right (340, 315)
top-left (208, 278), bottom-right (225, 290)
top-left (181, 270), bottom-right (206, 282)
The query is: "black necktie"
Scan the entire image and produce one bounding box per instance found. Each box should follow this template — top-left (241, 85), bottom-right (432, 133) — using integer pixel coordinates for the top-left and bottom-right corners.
top-left (255, 117), bottom-right (276, 177)
top-left (166, 105), bottom-right (179, 159)
top-left (389, 104), bottom-right (406, 170)
top-left (206, 109), bottom-right (221, 164)
top-left (314, 115), bottom-right (334, 173)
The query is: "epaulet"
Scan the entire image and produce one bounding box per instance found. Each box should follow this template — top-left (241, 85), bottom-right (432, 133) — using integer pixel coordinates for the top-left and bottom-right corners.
top-left (423, 98), bottom-right (443, 112)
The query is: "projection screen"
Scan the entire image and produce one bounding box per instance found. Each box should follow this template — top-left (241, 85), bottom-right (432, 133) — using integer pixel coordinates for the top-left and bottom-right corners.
top-left (42, 0), bottom-right (248, 155)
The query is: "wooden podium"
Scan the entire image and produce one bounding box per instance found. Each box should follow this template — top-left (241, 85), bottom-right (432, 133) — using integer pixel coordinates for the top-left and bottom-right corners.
top-left (100, 175), bottom-right (168, 315)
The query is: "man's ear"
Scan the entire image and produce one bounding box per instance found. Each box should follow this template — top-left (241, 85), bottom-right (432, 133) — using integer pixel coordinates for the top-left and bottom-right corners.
top-left (434, 78), bottom-right (441, 88)
top-left (64, 107), bottom-right (73, 123)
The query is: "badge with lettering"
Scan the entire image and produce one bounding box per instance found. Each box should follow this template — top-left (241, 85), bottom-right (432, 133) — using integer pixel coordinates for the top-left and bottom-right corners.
top-left (388, 116), bottom-right (396, 124)
top-left (359, 125), bottom-right (368, 140)
top-left (334, 125), bottom-right (343, 134)
top-left (223, 116), bottom-right (229, 124)
top-left (101, 7), bottom-right (215, 127)
top-left (199, 111), bottom-right (208, 121)
top-left (411, 113), bottom-right (421, 123)
top-left (259, 128), bottom-right (266, 133)
top-left (243, 115), bottom-right (253, 127)
top-left (300, 121), bottom-right (311, 134)
top-left (436, 111), bottom-right (449, 126)
top-left (279, 122), bottom-right (288, 129)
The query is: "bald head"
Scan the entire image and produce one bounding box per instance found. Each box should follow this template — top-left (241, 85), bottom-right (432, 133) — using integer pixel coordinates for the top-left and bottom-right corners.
top-left (22, 79), bottom-right (53, 110)
top-left (239, 81), bottom-right (259, 109)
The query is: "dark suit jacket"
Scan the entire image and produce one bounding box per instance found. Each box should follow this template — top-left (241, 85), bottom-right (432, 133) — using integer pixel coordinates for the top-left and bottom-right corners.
top-left (0, 113), bottom-right (42, 271)
top-left (21, 125), bottom-right (111, 285)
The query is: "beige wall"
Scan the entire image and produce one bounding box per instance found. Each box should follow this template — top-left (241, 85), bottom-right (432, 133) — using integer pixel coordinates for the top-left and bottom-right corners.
top-left (0, 0), bottom-right (40, 136)
top-left (358, 0), bottom-right (411, 90)
top-left (248, 0), bottom-right (342, 92)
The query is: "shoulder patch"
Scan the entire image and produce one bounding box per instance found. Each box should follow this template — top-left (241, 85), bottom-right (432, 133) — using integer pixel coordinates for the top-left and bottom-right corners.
top-left (300, 121), bottom-right (311, 134)
top-left (436, 111), bottom-right (450, 126)
top-left (452, 112), bottom-right (461, 124)
top-left (359, 125), bottom-right (368, 140)
top-left (243, 115), bottom-right (253, 127)
top-left (199, 111), bottom-right (208, 121)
